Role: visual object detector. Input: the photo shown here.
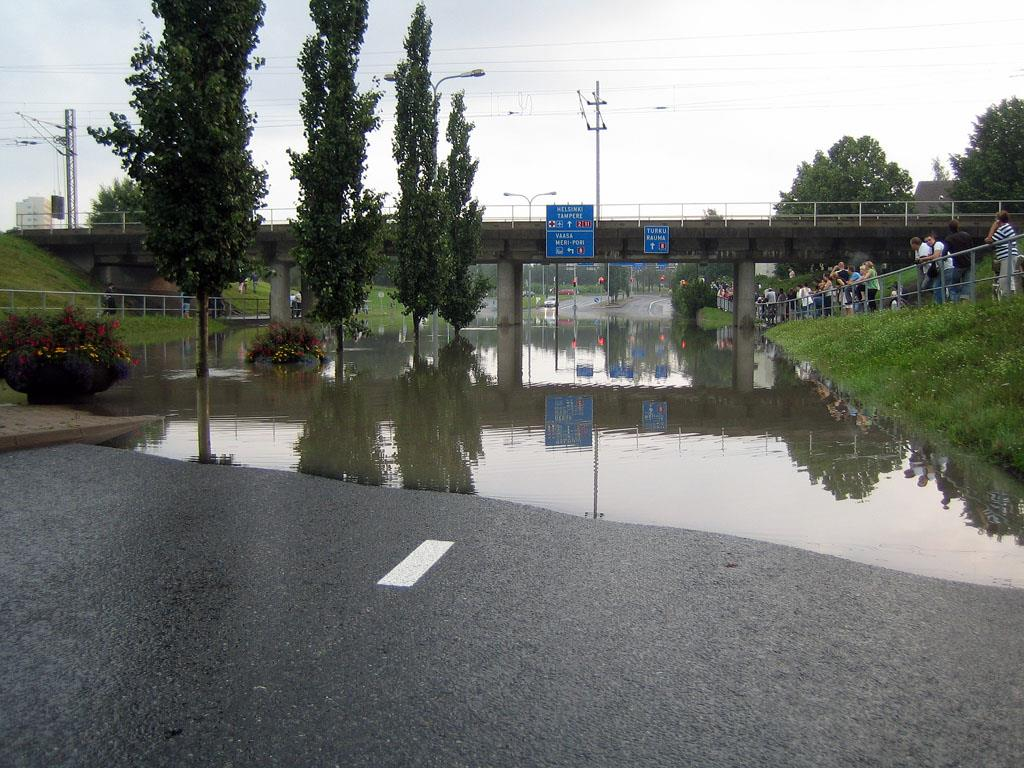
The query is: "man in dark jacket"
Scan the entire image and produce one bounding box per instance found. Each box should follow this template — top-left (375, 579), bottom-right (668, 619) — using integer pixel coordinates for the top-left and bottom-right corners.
top-left (945, 220), bottom-right (975, 302)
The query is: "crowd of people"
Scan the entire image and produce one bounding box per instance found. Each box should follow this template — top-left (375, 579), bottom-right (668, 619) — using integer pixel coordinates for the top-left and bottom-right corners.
top-left (750, 211), bottom-right (1021, 324)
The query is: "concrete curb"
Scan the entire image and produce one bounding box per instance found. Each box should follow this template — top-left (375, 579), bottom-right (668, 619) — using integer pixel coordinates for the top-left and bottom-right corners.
top-left (0, 406), bottom-right (161, 453)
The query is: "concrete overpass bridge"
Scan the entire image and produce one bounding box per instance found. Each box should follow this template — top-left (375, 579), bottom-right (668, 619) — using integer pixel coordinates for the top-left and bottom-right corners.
top-left (17, 207), bottom-right (988, 327)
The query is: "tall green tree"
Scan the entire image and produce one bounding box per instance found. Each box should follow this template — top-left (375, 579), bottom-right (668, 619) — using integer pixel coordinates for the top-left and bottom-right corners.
top-left (950, 97), bottom-right (1024, 212)
top-left (87, 177), bottom-right (144, 226)
top-left (289, 0), bottom-right (384, 356)
top-left (390, 2), bottom-right (444, 348)
top-left (437, 91), bottom-right (488, 334)
top-left (89, 0), bottom-right (268, 378)
top-left (778, 135), bottom-right (913, 216)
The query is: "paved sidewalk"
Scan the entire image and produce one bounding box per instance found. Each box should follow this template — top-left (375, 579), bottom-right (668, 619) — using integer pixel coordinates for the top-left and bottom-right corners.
top-left (0, 404), bottom-right (160, 452)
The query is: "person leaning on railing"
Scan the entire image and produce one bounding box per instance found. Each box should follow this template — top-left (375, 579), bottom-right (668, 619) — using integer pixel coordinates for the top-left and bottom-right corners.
top-left (860, 261), bottom-right (880, 311)
top-left (985, 210), bottom-right (1021, 298)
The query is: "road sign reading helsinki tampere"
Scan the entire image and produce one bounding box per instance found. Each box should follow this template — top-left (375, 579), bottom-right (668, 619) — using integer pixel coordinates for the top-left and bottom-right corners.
top-left (546, 204), bottom-right (594, 258)
top-left (644, 225), bottom-right (670, 255)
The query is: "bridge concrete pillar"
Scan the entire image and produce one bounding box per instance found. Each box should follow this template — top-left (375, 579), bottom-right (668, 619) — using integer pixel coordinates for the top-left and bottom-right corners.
top-left (270, 260), bottom-right (291, 323)
top-left (733, 260), bottom-right (755, 330)
top-left (497, 259), bottom-right (523, 327)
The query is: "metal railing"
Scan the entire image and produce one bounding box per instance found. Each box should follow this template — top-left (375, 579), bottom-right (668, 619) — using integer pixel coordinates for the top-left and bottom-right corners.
top-left (752, 233), bottom-right (1024, 324)
top-left (14, 200), bottom-right (1024, 232)
top-left (1, 289), bottom-right (269, 320)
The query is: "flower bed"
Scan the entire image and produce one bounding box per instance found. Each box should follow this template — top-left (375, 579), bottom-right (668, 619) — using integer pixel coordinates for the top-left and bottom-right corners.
top-left (246, 323), bottom-right (326, 365)
top-left (1, 306), bottom-right (135, 402)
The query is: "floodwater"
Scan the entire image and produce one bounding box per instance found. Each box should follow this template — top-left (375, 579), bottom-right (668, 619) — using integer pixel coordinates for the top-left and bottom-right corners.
top-left (94, 304), bottom-right (1024, 588)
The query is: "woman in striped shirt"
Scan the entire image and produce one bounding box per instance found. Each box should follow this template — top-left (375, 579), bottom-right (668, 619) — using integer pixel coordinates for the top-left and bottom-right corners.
top-left (985, 210), bottom-right (1020, 298)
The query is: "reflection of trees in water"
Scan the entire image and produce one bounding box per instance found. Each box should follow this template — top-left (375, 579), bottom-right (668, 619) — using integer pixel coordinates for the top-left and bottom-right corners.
top-left (671, 319), bottom-right (733, 387)
top-left (789, 371), bottom-right (1024, 543)
top-left (782, 381), bottom-right (904, 500)
top-left (296, 370), bottom-right (390, 486)
top-left (392, 337), bottom-right (487, 493)
top-left (906, 440), bottom-right (1024, 545)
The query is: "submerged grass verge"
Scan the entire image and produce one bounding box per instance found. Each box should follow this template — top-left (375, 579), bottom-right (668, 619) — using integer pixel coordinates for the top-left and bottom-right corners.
top-left (766, 299), bottom-right (1024, 476)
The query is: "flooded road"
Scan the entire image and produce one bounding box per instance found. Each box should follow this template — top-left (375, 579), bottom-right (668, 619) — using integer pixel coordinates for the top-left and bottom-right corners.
top-left (92, 304), bottom-right (1024, 587)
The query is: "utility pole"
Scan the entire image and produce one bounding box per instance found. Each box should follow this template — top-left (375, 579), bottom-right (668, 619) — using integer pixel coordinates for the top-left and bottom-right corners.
top-left (16, 108), bottom-right (79, 229)
top-left (578, 83), bottom-right (607, 293)
top-left (63, 109), bottom-right (78, 229)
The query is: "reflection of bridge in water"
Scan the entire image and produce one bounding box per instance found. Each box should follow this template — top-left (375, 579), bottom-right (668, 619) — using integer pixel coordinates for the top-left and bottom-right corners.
top-left (108, 318), bottom-right (1024, 546)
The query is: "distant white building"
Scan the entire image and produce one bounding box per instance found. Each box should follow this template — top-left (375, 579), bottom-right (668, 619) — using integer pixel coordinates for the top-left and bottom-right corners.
top-left (15, 196), bottom-right (60, 230)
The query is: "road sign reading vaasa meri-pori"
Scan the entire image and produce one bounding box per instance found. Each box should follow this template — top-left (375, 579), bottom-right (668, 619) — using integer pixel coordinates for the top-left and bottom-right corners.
top-left (546, 204), bottom-right (594, 258)
top-left (644, 226), bottom-right (670, 255)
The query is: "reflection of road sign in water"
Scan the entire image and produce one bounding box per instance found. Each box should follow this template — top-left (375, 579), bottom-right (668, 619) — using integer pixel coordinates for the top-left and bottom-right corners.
top-left (576, 364), bottom-right (594, 378)
top-left (642, 401), bottom-right (668, 431)
top-left (546, 205), bottom-right (595, 258)
top-left (609, 365), bottom-right (634, 379)
top-left (644, 226), bottom-right (670, 255)
top-left (655, 364), bottom-right (669, 379)
top-left (545, 395), bottom-right (593, 448)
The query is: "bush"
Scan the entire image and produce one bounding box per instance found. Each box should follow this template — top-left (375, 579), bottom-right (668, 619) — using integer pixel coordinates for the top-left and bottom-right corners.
top-left (246, 323), bottom-right (325, 364)
top-left (672, 281), bottom-right (718, 319)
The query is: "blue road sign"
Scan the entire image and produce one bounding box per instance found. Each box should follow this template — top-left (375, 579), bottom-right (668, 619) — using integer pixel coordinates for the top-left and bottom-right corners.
top-left (545, 395), bottom-right (593, 448)
top-left (546, 230), bottom-right (594, 258)
top-left (546, 205), bottom-right (595, 258)
top-left (642, 401), bottom-right (668, 432)
top-left (576, 364), bottom-right (594, 378)
top-left (545, 204), bottom-right (594, 230)
top-left (644, 226), bottom-right (670, 255)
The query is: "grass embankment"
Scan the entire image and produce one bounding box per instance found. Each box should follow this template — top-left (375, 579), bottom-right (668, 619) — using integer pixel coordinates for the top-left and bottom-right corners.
top-left (696, 307), bottom-right (732, 330)
top-left (1, 233), bottom-right (96, 298)
top-left (766, 300), bottom-right (1024, 475)
top-left (2, 232), bottom-right (233, 353)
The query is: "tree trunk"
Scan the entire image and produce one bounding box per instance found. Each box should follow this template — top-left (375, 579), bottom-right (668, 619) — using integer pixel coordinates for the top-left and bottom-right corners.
top-left (413, 313), bottom-right (421, 354)
top-left (196, 288), bottom-right (209, 379)
top-left (335, 324), bottom-right (345, 369)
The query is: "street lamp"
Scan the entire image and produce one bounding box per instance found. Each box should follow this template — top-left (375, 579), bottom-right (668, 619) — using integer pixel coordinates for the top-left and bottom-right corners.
top-left (383, 68), bottom-right (486, 99)
top-left (502, 190), bottom-right (557, 222)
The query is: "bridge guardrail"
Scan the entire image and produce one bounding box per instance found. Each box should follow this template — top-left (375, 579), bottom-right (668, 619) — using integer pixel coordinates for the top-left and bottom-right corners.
top-left (15, 200), bottom-right (1024, 232)
top-left (2, 289), bottom-right (270, 321)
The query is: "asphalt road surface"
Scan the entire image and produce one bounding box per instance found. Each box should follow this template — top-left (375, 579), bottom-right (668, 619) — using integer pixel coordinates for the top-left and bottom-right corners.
top-left (2, 445), bottom-right (1022, 767)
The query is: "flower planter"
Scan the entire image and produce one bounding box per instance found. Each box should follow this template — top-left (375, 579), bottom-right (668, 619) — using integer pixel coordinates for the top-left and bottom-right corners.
top-left (3, 360), bottom-right (121, 404)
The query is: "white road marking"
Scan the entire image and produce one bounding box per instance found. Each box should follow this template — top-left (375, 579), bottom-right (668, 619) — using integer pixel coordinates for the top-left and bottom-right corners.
top-left (377, 540), bottom-right (454, 588)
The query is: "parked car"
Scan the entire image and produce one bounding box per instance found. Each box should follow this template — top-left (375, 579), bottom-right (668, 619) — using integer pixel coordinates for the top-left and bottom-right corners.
top-left (543, 296), bottom-right (557, 308)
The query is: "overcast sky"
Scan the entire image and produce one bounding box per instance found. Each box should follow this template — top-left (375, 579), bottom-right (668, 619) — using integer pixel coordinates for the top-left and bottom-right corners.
top-left (2, 1), bottom-right (1022, 231)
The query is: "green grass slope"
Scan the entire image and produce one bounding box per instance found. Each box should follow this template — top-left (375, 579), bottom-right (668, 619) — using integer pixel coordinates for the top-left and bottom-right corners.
top-left (0, 233), bottom-right (96, 292)
top-left (766, 300), bottom-right (1024, 476)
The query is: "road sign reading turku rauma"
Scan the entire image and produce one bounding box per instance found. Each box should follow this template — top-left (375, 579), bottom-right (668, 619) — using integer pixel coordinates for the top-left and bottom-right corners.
top-left (546, 204), bottom-right (594, 259)
top-left (644, 225), bottom-right (670, 255)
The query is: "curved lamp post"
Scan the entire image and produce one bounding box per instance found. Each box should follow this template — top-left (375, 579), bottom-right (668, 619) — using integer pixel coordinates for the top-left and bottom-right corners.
top-left (383, 68), bottom-right (486, 99)
top-left (502, 190), bottom-right (557, 223)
